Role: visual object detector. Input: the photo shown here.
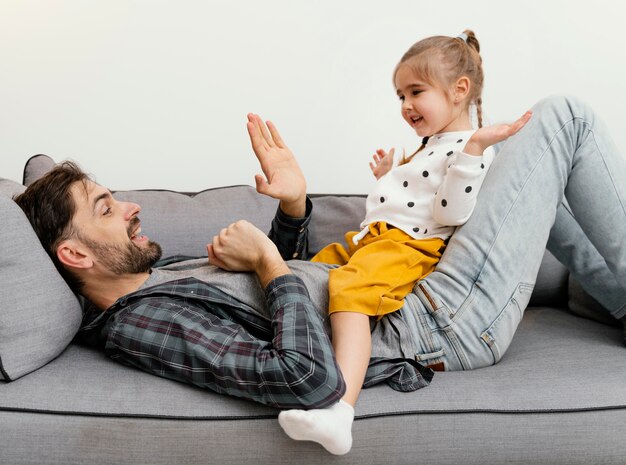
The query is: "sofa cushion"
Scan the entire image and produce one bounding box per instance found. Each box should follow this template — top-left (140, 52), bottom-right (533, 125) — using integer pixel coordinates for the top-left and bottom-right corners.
top-left (114, 186), bottom-right (280, 258)
top-left (0, 178), bottom-right (25, 198)
top-left (568, 275), bottom-right (620, 326)
top-left (22, 154), bottom-right (56, 187)
top-left (309, 195), bottom-right (365, 254)
top-left (0, 195), bottom-right (83, 381)
top-left (1, 307), bottom-right (623, 418)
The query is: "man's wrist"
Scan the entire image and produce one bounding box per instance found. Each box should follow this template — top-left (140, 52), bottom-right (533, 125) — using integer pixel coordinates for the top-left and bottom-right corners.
top-left (255, 254), bottom-right (291, 289)
top-left (279, 195), bottom-right (307, 218)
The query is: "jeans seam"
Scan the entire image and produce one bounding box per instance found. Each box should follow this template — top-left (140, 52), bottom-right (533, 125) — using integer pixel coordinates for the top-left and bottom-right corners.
top-left (442, 326), bottom-right (472, 370)
top-left (588, 129), bottom-right (626, 219)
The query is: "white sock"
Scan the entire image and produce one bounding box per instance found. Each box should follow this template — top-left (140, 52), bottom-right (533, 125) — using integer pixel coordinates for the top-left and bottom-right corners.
top-left (278, 400), bottom-right (355, 455)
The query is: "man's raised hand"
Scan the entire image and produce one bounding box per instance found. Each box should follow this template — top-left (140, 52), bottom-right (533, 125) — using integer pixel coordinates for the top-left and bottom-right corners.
top-left (247, 113), bottom-right (307, 217)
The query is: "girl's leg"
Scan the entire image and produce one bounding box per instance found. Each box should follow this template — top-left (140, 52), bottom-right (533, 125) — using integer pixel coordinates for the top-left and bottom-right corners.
top-left (278, 312), bottom-right (369, 455)
top-left (414, 95), bottom-right (626, 370)
top-left (330, 312), bottom-right (372, 405)
top-left (279, 235), bottom-right (440, 454)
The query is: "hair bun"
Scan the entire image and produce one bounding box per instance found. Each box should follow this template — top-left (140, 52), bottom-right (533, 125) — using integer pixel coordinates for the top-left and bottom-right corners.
top-left (462, 29), bottom-right (480, 53)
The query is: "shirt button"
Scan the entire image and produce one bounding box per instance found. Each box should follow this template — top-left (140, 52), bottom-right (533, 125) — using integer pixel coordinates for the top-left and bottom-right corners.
top-left (292, 252), bottom-right (299, 258)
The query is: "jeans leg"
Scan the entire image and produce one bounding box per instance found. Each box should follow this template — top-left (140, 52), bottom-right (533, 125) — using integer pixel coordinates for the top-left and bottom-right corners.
top-left (411, 95), bottom-right (626, 370)
top-left (547, 201), bottom-right (626, 319)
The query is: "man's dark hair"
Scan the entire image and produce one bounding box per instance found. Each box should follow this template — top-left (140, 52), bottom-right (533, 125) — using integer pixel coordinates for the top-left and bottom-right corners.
top-left (14, 161), bottom-right (91, 292)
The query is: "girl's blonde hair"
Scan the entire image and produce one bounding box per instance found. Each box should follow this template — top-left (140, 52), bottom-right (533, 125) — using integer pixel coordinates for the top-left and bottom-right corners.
top-left (397, 29), bottom-right (484, 165)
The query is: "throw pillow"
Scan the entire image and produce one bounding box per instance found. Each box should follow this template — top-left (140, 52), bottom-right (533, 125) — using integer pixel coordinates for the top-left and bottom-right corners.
top-left (0, 195), bottom-right (83, 381)
top-left (22, 154), bottom-right (56, 186)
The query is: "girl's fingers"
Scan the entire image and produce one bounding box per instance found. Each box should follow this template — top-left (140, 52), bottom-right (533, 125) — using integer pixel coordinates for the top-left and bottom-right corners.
top-left (510, 111), bottom-right (533, 135)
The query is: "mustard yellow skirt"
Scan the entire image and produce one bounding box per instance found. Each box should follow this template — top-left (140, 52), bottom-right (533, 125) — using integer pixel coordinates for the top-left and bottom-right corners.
top-left (311, 222), bottom-right (445, 317)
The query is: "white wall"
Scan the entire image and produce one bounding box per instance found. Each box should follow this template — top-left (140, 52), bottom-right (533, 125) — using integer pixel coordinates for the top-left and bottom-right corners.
top-left (1, 0), bottom-right (625, 194)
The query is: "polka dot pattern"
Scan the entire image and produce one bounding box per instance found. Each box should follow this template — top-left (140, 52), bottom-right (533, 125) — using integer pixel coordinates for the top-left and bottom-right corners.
top-left (362, 130), bottom-right (486, 239)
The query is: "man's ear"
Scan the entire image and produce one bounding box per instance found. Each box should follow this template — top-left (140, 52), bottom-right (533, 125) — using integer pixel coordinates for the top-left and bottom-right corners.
top-left (453, 76), bottom-right (471, 103)
top-left (57, 239), bottom-right (93, 270)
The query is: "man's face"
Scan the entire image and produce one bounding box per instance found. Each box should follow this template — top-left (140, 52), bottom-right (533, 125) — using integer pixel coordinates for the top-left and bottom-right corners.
top-left (69, 180), bottom-right (162, 274)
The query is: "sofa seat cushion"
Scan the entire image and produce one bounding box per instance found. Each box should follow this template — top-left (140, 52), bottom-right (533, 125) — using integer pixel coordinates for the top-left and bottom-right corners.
top-left (1, 307), bottom-right (623, 418)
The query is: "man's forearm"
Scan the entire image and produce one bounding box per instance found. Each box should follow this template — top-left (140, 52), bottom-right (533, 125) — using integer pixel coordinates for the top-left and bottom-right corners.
top-left (262, 274), bottom-right (346, 408)
top-left (104, 276), bottom-right (345, 409)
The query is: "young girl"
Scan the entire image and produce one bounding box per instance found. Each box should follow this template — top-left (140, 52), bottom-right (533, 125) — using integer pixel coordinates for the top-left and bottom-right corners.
top-left (277, 30), bottom-right (532, 455)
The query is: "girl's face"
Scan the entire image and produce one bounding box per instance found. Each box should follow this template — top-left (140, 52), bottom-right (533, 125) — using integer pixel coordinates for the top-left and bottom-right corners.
top-left (394, 64), bottom-right (469, 136)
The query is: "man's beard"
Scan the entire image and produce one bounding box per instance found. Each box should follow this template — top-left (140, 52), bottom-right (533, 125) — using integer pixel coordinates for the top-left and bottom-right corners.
top-left (80, 220), bottom-right (162, 274)
top-left (87, 239), bottom-right (162, 274)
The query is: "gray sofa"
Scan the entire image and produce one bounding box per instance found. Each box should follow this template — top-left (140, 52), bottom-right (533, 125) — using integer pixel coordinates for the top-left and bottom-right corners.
top-left (1, 154), bottom-right (625, 465)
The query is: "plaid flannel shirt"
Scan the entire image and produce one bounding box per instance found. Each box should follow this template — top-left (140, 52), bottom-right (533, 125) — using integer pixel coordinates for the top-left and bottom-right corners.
top-left (77, 199), bottom-right (433, 408)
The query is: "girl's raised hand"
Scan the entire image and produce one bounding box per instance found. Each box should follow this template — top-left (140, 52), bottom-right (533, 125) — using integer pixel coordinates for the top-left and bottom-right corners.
top-left (464, 111), bottom-right (533, 156)
top-left (369, 148), bottom-right (395, 180)
top-left (247, 113), bottom-right (307, 217)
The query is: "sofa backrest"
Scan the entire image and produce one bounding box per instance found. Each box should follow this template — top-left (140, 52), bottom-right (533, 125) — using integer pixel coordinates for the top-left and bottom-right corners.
top-left (114, 187), bottom-right (366, 258)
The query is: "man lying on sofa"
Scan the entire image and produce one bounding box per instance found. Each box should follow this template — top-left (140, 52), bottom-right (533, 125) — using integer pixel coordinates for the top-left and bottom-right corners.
top-left (13, 114), bottom-right (433, 415)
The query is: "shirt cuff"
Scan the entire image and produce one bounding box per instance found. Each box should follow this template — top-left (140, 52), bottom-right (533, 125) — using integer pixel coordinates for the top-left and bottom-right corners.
top-left (264, 274), bottom-right (311, 317)
top-left (275, 197), bottom-right (313, 230)
top-left (455, 151), bottom-right (485, 166)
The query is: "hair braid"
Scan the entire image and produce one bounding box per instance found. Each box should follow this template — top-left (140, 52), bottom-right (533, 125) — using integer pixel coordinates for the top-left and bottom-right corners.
top-left (476, 96), bottom-right (483, 128)
top-left (399, 137), bottom-right (429, 166)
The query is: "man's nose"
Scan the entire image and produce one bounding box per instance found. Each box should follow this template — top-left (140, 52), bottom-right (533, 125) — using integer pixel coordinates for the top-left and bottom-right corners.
top-left (123, 201), bottom-right (141, 220)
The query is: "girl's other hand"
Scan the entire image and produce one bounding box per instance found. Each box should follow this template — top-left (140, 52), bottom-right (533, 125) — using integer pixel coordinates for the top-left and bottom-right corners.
top-left (369, 148), bottom-right (395, 180)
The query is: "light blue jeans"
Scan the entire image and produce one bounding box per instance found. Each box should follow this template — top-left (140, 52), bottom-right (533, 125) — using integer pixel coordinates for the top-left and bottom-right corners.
top-left (404, 95), bottom-right (626, 371)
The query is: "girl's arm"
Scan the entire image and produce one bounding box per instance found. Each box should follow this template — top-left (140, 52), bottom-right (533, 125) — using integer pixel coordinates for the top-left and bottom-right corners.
top-left (433, 111), bottom-right (533, 226)
top-left (432, 147), bottom-right (495, 226)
